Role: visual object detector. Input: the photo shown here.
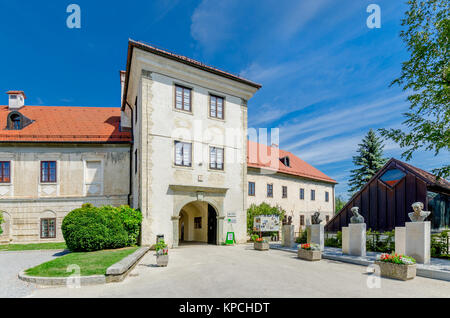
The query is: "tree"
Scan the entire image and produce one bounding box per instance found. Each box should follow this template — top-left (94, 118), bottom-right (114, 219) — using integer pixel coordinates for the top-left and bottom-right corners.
top-left (348, 129), bottom-right (388, 194)
top-left (0, 211), bottom-right (4, 235)
top-left (379, 0), bottom-right (450, 178)
top-left (335, 195), bottom-right (347, 215)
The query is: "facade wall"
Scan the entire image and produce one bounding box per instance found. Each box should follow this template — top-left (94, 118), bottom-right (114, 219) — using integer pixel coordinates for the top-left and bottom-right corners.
top-left (247, 168), bottom-right (335, 235)
top-left (0, 144), bottom-right (130, 243)
top-left (127, 48), bottom-right (257, 247)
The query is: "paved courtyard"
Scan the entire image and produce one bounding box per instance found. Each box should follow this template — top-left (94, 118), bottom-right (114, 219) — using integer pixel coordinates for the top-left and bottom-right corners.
top-left (0, 249), bottom-right (66, 298)
top-left (27, 244), bottom-right (450, 298)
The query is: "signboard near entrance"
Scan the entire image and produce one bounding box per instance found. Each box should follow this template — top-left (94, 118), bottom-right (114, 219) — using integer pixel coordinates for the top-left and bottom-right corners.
top-left (225, 232), bottom-right (235, 245)
top-left (253, 215), bottom-right (280, 232)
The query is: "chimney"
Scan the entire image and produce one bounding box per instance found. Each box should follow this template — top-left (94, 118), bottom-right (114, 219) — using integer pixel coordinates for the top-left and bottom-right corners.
top-left (7, 91), bottom-right (26, 110)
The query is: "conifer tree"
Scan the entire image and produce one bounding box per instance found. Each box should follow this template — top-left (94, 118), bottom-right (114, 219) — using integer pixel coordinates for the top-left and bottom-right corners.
top-left (348, 129), bottom-right (388, 195)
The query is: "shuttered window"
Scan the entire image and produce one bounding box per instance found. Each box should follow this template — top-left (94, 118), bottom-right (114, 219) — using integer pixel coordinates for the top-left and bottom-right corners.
top-left (175, 85), bottom-right (192, 112)
top-left (175, 141), bottom-right (192, 167)
top-left (210, 147), bottom-right (224, 170)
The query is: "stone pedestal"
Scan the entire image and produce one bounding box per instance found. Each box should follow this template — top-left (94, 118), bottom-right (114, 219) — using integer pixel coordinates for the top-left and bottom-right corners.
top-left (348, 223), bottom-right (366, 257)
top-left (307, 224), bottom-right (324, 251)
top-left (395, 227), bottom-right (406, 255)
top-left (405, 221), bottom-right (430, 264)
top-left (342, 227), bottom-right (349, 254)
top-left (282, 224), bottom-right (295, 248)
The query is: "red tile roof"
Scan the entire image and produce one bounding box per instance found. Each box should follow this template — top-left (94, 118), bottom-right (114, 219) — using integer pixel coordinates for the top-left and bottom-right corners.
top-left (6, 91), bottom-right (26, 98)
top-left (0, 106), bottom-right (131, 143)
top-left (247, 140), bottom-right (337, 184)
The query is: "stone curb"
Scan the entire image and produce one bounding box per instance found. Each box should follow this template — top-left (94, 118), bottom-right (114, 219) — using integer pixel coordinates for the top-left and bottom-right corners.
top-left (106, 246), bottom-right (149, 275)
top-left (18, 246), bottom-right (150, 287)
top-left (271, 245), bottom-right (450, 282)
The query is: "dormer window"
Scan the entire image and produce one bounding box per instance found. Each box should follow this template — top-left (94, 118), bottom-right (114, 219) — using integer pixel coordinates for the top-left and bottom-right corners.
top-left (11, 114), bottom-right (21, 130)
top-left (6, 111), bottom-right (33, 130)
top-left (280, 156), bottom-right (290, 167)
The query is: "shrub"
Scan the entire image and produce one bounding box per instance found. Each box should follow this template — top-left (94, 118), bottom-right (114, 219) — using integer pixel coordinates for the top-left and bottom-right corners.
top-left (295, 229), bottom-right (307, 244)
top-left (366, 229), bottom-right (395, 253)
top-left (62, 204), bottom-right (142, 252)
top-left (431, 230), bottom-right (449, 258)
top-left (0, 211), bottom-right (3, 235)
top-left (325, 231), bottom-right (342, 247)
top-left (247, 203), bottom-right (285, 235)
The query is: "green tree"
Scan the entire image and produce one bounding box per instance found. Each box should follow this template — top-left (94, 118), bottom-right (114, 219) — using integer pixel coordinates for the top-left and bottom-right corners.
top-left (246, 203), bottom-right (285, 235)
top-left (0, 211), bottom-right (3, 235)
top-left (380, 0), bottom-right (450, 178)
top-left (348, 129), bottom-right (388, 194)
top-left (335, 195), bottom-right (347, 215)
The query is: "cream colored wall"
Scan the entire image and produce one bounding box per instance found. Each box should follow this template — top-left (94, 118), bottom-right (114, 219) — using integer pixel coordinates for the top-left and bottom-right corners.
top-left (0, 144), bottom-right (130, 243)
top-left (127, 48), bottom-right (258, 247)
top-left (247, 168), bottom-right (335, 235)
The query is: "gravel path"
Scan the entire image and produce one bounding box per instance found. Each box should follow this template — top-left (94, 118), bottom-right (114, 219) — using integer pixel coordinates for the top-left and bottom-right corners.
top-left (0, 250), bottom-right (66, 298)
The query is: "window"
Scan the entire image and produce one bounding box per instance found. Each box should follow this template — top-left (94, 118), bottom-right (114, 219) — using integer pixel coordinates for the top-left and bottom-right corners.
top-left (40, 218), bottom-right (56, 238)
top-left (174, 141), bottom-right (192, 167)
top-left (300, 188), bottom-right (304, 200)
top-left (209, 147), bottom-right (224, 170)
top-left (311, 189), bottom-right (315, 201)
top-left (0, 161), bottom-right (10, 183)
top-left (380, 168), bottom-right (406, 187)
top-left (40, 161), bottom-right (57, 183)
top-left (210, 95), bottom-right (224, 119)
top-left (300, 215), bottom-right (305, 226)
top-left (267, 184), bottom-right (273, 197)
top-left (280, 156), bottom-right (290, 167)
top-left (326, 215), bottom-right (330, 223)
top-left (282, 186), bottom-right (287, 198)
top-left (325, 191), bottom-right (329, 202)
top-left (175, 85), bottom-right (192, 112)
top-left (194, 217), bottom-right (202, 229)
top-left (11, 114), bottom-right (21, 130)
top-left (248, 182), bottom-right (255, 196)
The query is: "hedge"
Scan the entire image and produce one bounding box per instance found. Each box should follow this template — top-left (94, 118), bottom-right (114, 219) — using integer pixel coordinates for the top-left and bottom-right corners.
top-left (62, 203), bottom-right (142, 252)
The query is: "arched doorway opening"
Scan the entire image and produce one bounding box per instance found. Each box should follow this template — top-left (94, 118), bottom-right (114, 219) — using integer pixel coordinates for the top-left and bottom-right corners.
top-left (177, 201), bottom-right (217, 245)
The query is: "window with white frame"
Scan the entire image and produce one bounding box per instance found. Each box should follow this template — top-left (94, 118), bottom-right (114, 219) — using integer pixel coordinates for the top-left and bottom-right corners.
top-left (175, 141), bottom-right (192, 167)
top-left (175, 85), bottom-right (192, 112)
top-left (210, 95), bottom-right (224, 119)
top-left (209, 146), bottom-right (224, 170)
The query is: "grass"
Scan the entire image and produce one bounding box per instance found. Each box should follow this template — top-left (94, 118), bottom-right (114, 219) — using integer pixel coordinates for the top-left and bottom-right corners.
top-left (25, 246), bottom-right (139, 277)
top-left (0, 242), bottom-right (67, 251)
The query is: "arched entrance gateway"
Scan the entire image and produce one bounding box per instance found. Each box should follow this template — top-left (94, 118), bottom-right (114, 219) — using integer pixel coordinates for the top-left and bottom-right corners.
top-left (177, 201), bottom-right (218, 245)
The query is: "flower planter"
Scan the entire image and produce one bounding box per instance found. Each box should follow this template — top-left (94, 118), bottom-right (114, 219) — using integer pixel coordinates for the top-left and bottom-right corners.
top-left (297, 249), bottom-right (321, 261)
top-left (375, 261), bottom-right (416, 281)
top-left (156, 254), bottom-right (169, 267)
top-left (254, 241), bottom-right (269, 251)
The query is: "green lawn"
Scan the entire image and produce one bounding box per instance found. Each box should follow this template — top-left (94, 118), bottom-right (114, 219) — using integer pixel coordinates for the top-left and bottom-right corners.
top-left (0, 242), bottom-right (67, 251)
top-left (25, 246), bottom-right (139, 277)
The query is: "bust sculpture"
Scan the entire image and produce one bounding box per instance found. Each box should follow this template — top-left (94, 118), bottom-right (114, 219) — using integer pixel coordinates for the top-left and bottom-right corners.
top-left (350, 207), bottom-right (364, 223)
top-left (311, 212), bottom-right (322, 224)
top-left (408, 202), bottom-right (430, 222)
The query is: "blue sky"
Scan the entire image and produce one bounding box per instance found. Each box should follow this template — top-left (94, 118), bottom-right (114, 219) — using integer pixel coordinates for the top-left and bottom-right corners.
top-left (1, 0), bottom-right (448, 198)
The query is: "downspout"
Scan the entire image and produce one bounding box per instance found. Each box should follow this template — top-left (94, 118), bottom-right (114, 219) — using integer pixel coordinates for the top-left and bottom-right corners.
top-left (126, 101), bottom-right (134, 206)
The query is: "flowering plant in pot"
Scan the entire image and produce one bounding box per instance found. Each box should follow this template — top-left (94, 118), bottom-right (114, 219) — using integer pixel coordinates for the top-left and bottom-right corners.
top-left (253, 235), bottom-right (269, 251)
top-left (155, 240), bottom-right (169, 267)
top-left (298, 243), bottom-right (321, 261)
top-left (375, 253), bottom-right (416, 280)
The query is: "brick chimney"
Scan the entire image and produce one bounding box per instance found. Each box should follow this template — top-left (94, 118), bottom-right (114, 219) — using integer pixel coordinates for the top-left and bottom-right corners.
top-left (7, 91), bottom-right (26, 110)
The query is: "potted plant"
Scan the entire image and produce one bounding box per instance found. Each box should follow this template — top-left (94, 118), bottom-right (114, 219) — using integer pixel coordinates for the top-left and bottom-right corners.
top-left (297, 243), bottom-right (321, 261)
top-left (375, 253), bottom-right (416, 281)
top-left (252, 235), bottom-right (269, 251)
top-left (155, 240), bottom-right (169, 267)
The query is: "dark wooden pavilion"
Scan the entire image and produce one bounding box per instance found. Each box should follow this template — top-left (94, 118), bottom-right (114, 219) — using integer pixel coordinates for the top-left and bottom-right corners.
top-left (326, 158), bottom-right (450, 233)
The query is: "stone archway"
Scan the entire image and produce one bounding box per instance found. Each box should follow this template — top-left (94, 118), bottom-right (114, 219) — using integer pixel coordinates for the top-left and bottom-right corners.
top-left (172, 199), bottom-right (223, 248)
